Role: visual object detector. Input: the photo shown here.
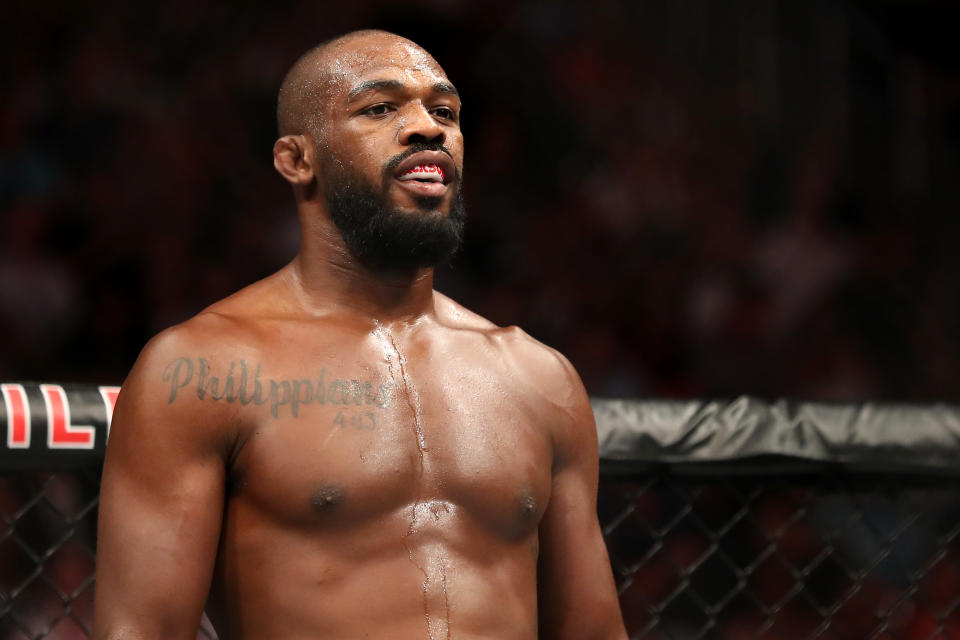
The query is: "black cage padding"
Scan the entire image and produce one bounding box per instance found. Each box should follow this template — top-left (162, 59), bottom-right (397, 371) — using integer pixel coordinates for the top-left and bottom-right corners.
top-left (595, 396), bottom-right (960, 475)
top-left (3, 383), bottom-right (960, 474)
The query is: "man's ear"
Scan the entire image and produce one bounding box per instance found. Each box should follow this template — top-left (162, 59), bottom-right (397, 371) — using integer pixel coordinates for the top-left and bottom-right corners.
top-left (273, 135), bottom-right (316, 185)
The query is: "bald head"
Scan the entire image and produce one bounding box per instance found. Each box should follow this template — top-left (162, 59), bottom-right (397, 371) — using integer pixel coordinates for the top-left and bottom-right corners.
top-left (272, 30), bottom-right (466, 269)
top-left (276, 30), bottom-right (445, 139)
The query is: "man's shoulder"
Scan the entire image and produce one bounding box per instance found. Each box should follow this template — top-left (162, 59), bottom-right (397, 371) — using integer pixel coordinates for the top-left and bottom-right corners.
top-left (433, 291), bottom-right (582, 396)
top-left (127, 274), bottom-right (295, 400)
top-left (142, 269), bottom-right (298, 360)
top-left (111, 312), bottom-right (255, 447)
top-left (138, 311), bottom-right (250, 366)
top-left (432, 290), bottom-right (499, 331)
top-left (198, 269), bottom-right (294, 327)
top-left (434, 295), bottom-right (596, 463)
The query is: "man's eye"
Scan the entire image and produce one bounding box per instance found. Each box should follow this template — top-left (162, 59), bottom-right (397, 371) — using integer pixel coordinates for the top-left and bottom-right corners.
top-left (432, 107), bottom-right (457, 121)
top-left (363, 104), bottom-right (393, 116)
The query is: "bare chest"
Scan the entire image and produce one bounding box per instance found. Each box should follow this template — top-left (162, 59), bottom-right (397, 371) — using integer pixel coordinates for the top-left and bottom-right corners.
top-left (197, 343), bottom-right (555, 539)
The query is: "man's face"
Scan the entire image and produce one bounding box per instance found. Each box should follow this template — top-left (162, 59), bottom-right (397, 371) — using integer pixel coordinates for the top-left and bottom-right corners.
top-left (312, 36), bottom-right (466, 270)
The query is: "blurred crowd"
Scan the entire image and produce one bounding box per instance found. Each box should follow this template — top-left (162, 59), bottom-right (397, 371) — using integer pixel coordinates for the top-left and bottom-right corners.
top-left (2, 2), bottom-right (960, 638)
top-left (2, 0), bottom-right (959, 402)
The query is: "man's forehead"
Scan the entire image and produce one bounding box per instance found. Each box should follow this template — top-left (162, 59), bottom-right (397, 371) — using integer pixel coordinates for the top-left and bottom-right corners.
top-left (275, 32), bottom-right (453, 136)
top-left (320, 36), bottom-right (449, 93)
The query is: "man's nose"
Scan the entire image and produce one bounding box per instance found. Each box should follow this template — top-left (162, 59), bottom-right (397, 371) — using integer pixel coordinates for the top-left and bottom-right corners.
top-left (398, 103), bottom-right (445, 146)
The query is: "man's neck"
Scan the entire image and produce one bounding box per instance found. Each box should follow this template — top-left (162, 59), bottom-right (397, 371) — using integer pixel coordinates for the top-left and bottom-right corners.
top-left (288, 217), bottom-right (437, 324)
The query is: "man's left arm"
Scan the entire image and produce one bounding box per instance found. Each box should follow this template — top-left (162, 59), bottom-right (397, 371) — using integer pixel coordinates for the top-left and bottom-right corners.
top-left (537, 360), bottom-right (628, 640)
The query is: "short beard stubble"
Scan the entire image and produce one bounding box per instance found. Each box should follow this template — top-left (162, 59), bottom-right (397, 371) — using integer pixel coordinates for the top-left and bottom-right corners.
top-left (322, 143), bottom-right (467, 272)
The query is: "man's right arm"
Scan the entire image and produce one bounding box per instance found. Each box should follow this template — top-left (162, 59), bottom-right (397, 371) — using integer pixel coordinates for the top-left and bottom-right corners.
top-left (94, 327), bottom-right (229, 640)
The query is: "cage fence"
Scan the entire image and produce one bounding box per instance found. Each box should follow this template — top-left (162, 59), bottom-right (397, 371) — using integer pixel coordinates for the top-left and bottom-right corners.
top-left (600, 472), bottom-right (960, 639)
top-left (2, 387), bottom-right (959, 639)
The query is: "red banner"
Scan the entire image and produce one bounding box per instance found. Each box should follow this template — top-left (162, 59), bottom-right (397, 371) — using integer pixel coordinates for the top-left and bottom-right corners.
top-left (1, 382), bottom-right (119, 467)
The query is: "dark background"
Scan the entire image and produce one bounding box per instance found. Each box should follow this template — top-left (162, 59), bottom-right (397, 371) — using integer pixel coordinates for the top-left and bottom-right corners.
top-left (2, 0), bottom-right (959, 402)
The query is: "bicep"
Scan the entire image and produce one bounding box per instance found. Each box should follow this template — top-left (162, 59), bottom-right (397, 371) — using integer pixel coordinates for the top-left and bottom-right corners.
top-left (537, 362), bottom-right (627, 640)
top-left (94, 351), bottom-right (226, 639)
top-left (537, 465), bottom-right (625, 640)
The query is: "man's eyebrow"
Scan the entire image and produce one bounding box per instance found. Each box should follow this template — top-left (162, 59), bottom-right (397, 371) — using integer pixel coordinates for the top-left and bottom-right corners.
top-left (347, 79), bottom-right (405, 102)
top-left (346, 79), bottom-right (460, 102)
top-left (432, 81), bottom-right (459, 97)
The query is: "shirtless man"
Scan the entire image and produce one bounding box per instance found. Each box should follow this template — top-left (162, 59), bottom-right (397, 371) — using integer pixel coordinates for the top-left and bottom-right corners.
top-left (93, 30), bottom-right (627, 640)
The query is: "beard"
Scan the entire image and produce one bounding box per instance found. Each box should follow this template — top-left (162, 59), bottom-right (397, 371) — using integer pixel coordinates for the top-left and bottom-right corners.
top-left (322, 143), bottom-right (467, 272)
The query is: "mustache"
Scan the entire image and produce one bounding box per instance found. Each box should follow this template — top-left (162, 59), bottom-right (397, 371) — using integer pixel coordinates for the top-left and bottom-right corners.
top-left (382, 143), bottom-right (457, 179)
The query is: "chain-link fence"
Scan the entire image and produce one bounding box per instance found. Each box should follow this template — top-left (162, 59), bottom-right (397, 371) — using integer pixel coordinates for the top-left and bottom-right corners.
top-left (4, 390), bottom-right (960, 638)
top-left (0, 470), bottom-right (218, 640)
top-left (1, 471), bottom-right (99, 639)
top-left (601, 472), bottom-right (960, 639)
top-left (3, 469), bottom-right (959, 639)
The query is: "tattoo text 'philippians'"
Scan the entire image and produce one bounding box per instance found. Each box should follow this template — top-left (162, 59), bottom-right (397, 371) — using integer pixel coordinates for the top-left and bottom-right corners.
top-left (162, 357), bottom-right (392, 418)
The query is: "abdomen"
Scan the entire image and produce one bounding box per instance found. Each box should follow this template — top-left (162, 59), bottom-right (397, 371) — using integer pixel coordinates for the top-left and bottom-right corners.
top-left (210, 498), bottom-right (539, 640)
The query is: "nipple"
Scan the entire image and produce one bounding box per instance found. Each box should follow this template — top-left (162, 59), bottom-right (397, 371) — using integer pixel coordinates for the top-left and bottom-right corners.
top-left (310, 484), bottom-right (345, 512)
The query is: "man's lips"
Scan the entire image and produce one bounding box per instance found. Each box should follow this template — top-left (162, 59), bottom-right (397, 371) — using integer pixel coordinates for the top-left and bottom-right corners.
top-left (391, 150), bottom-right (456, 199)
top-left (397, 163), bottom-right (445, 182)
top-left (392, 150), bottom-right (455, 186)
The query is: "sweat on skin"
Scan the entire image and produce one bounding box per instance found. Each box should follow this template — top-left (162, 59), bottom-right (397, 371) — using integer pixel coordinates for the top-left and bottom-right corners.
top-left (93, 29), bottom-right (628, 640)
